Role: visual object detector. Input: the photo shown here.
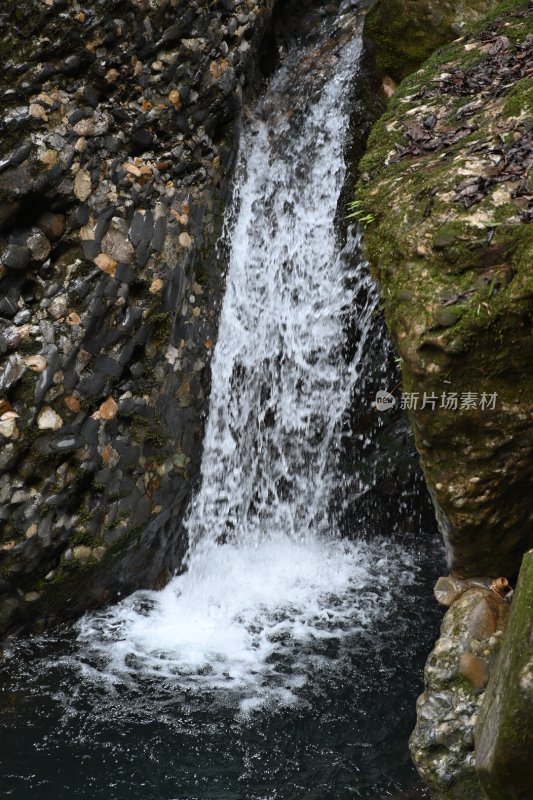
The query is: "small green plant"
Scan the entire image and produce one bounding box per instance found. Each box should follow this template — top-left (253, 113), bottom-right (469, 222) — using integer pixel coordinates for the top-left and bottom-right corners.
top-left (346, 199), bottom-right (375, 227)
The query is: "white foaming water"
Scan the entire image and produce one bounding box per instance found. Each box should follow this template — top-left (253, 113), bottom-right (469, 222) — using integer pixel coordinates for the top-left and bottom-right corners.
top-left (79, 534), bottom-right (413, 707)
top-left (77, 21), bottom-right (416, 707)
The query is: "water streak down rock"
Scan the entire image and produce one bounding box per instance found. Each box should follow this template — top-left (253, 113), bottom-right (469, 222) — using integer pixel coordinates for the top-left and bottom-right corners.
top-left (0, 0), bottom-right (378, 639)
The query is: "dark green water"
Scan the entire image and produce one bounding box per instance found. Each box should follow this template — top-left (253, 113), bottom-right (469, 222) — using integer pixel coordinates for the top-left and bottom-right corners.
top-left (0, 535), bottom-right (440, 800)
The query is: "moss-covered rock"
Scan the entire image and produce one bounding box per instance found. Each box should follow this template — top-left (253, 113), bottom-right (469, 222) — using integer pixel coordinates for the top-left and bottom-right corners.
top-left (364, 0), bottom-right (501, 82)
top-left (356, 0), bottom-right (533, 579)
top-left (475, 549), bottom-right (533, 800)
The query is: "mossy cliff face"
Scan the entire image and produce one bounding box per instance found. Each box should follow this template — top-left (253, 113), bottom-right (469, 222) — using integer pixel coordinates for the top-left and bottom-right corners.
top-left (364, 0), bottom-right (501, 82)
top-left (357, 0), bottom-right (533, 580)
top-left (359, 1), bottom-right (533, 797)
top-left (475, 550), bottom-right (533, 800)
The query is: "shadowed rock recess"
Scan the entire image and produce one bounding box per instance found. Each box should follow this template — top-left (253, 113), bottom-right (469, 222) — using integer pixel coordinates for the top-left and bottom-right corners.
top-left (0, 0), bottom-right (287, 636)
top-left (364, 0), bottom-right (501, 82)
top-left (359, 0), bottom-right (532, 797)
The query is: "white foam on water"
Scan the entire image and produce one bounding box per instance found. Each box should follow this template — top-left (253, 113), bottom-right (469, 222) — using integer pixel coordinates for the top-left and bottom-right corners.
top-left (78, 534), bottom-right (415, 708)
top-left (75, 23), bottom-right (416, 710)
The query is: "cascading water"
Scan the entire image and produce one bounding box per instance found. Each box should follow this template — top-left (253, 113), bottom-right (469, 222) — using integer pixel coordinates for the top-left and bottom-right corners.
top-left (76, 17), bottom-right (414, 703)
top-left (0, 8), bottom-right (441, 799)
top-left (188, 31), bottom-right (366, 551)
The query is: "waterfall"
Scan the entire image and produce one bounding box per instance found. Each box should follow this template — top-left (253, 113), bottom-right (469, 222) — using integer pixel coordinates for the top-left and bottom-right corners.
top-left (186, 31), bottom-right (366, 553)
top-left (76, 15), bottom-right (416, 709)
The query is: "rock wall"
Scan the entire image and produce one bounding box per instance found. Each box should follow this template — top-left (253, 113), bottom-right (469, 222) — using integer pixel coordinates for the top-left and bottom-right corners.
top-left (358, 0), bottom-right (533, 580)
top-left (0, 0), bottom-right (281, 636)
top-left (476, 550), bottom-right (533, 800)
top-left (358, 0), bottom-right (532, 797)
top-left (410, 584), bottom-right (510, 799)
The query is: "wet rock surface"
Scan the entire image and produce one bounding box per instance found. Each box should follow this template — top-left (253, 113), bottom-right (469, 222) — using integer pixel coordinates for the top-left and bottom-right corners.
top-left (410, 586), bottom-right (510, 800)
top-left (0, 0), bottom-right (287, 636)
top-left (476, 550), bottom-right (533, 800)
top-left (359, 1), bottom-right (533, 797)
top-left (357, 0), bottom-right (533, 580)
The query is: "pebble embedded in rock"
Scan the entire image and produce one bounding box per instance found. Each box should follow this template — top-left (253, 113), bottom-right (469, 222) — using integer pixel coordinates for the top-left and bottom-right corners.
top-left (37, 406), bottom-right (63, 431)
top-left (124, 162), bottom-right (142, 178)
top-left (0, 416), bottom-right (19, 439)
top-left (73, 205), bottom-right (90, 227)
top-left (130, 127), bottom-right (153, 154)
top-left (83, 84), bottom-right (100, 107)
top-left (72, 545), bottom-right (92, 561)
top-left (151, 218), bottom-right (166, 251)
top-left (149, 278), bottom-right (163, 294)
top-left (27, 230), bottom-right (51, 262)
top-left (48, 294), bottom-right (68, 320)
top-left (179, 232), bottom-right (193, 248)
top-left (160, 21), bottom-right (187, 46)
top-left (2, 245), bottom-right (31, 271)
top-left (434, 307), bottom-right (463, 328)
top-left (73, 118), bottom-right (96, 137)
top-left (0, 297), bottom-right (19, 318)
top-left (459, 652), bottom-right (489, 692)
top-left (169, 89), bottom-right (182, 110)
top-left (29, 103), bottom-right (48, 121)
top-left (94, 253), bottom-right (117, 276)
top-left (10, 144), bottom-right (32, 165)
top-left (64, 395), bottom-right (81, 413)
top-left (24, 355), bottom-right (47, 373)
top-left (63, 55), bottom-right (81, 75)
top-left (98, 396), bottom-right (118, 420)
top-left (130, 362), bottom-right (144, 378)
top-left (74, 169), bottom-right (92, 202)
top-left (67, 311), bottom-right (81, 326)
top-left (101, 228), bottom-right (134, 263)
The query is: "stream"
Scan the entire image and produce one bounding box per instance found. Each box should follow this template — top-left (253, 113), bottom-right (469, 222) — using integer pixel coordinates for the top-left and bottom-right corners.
top-left (0, 6), bottom-right (442, 799)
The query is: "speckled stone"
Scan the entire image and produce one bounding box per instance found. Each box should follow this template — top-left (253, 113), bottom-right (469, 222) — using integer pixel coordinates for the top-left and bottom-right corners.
top-left (0, 0), bottom-right (282, 637)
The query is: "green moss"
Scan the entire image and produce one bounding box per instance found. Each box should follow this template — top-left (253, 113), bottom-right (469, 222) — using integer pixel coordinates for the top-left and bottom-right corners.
top-left (145, 428), bottom-right (170, 450)
top-left (476, 551), bottom-right (533, 797)
top-left (70, 528), bottom-right (95, 546)
top-left (502, 77), bottom-right (533, 117)
top-left (354, 0), bottom-right (533, 580)
top-left (77, 505), bottom-right (95, 525)
top-left (363, 0), bottom-right (507, 82)
top-left (149, 311), bottom-right (172, 346)
top-left (107, 490), bottom-right (128, 502)
top-left (0, 555), bottom-right (16, 578)
top-left (110, 511), bottom-right (129, 529)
